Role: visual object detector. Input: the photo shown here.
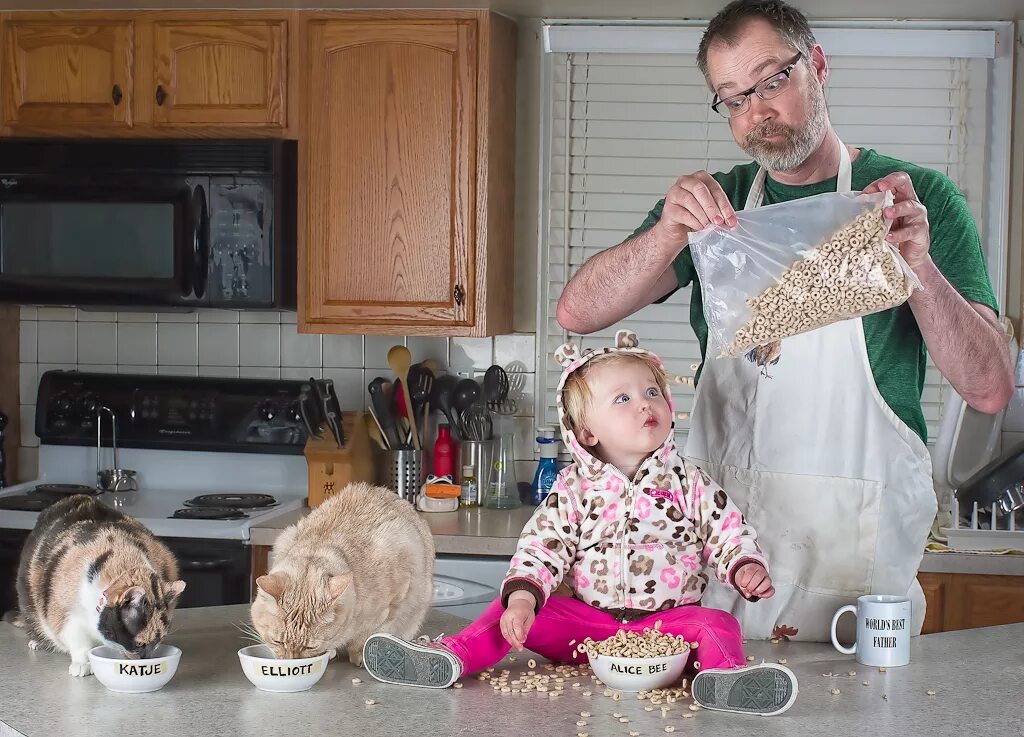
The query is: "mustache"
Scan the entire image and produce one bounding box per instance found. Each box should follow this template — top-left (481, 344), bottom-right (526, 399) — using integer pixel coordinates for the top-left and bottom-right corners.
top-left (745, 121), bottom-right (794, 146)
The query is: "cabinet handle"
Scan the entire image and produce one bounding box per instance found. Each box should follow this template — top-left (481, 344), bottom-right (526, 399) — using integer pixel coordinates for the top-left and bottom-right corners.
top-left (155, 85), bottom-right (167, 106)
top-left (111, 84), bottom-right (123, 105)
top-left (454, 284), bottom-right (464, 306)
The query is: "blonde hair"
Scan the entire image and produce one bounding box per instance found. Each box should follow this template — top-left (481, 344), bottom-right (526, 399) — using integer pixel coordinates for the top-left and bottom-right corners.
top-left (562, 352), bottom-right (669, 439)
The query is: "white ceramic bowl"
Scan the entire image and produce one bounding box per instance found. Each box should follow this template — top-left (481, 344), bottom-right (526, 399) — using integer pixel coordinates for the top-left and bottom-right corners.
top-left (88, 645), bottom-right (181, 693)
top-left (237, 645), bottom-right (330, 693)
top-left (588, 651), bottom-right (689, 692)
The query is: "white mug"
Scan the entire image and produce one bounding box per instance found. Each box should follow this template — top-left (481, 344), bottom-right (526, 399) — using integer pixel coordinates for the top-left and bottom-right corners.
top-left (830, 594), bottom-right (911, 667)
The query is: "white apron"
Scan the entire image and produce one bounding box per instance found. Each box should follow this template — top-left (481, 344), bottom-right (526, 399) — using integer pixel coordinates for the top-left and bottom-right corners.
top-left (687, 143), bottom-right (935, 641)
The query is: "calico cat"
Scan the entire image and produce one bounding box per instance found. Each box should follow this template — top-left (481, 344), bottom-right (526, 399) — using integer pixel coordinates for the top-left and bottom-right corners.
top-left (251, 482), bottom-right (434, 664)
top-left (16, 495), bottom-right (186, 676)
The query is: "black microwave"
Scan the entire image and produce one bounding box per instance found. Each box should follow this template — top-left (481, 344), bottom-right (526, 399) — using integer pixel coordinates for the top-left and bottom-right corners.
top-left (0, 139), bottom-right (296, 309)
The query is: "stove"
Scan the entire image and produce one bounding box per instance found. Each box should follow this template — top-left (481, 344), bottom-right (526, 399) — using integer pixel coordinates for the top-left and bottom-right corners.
top-left (0, 371), bottom-right (315, 612)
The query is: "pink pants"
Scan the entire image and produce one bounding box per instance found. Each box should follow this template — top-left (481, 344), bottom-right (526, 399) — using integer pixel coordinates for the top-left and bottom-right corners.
top-left (440, 595), bottom-right (747, 676)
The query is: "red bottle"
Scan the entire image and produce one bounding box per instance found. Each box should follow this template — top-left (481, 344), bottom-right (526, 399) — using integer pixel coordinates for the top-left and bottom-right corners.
top-left (433, 424), bottom-right (455, 480)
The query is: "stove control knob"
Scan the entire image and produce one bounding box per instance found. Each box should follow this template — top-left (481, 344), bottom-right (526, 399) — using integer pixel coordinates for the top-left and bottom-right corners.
top-left (53, 394), bottom-right (73, 415)
top-left (288, 404), bottom-right (302, 424)
top-left (79, 394), bottom-right (98, 416)
top-left (258, 403), bottom-right (276, 422)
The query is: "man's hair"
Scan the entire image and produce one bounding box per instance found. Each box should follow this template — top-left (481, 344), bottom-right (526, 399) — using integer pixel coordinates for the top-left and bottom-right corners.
top-left (696, 0), bottom-right (816, 86)
top-left (562, 352), bottom-right (669, 441)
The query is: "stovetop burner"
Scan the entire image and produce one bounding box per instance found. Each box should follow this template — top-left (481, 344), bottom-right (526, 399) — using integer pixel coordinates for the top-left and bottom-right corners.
top-left (184, 494), bottom-right (277, 510)
top-left (0, 494), bottom-right (58, 512)
top-left (34, 483), bottom-right (100, 496)
top-left (171, 507), bottom-right (248, 521)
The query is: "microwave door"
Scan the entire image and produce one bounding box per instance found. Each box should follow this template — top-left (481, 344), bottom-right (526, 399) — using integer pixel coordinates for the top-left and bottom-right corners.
top-left (0, 186), bottom-right (193, 305)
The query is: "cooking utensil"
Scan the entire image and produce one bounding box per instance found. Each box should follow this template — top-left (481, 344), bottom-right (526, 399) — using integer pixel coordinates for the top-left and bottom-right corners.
top-left (319, 378), bottom-right (345, 448)
top-left (387, 345), bottom-right (420, 451)
top-left (297, 383), bottom-right (323, 440)
top-left (364, 413), bottom-right (387, 451)
top-left (408, 363), bottom-right (434, 446)
top-left (96, 406), bottom-right (138, 492)
top-left (460, 403), bottom-right (493, 442)
top-left (452, 379), bottom-right (482, 437)
top-left (431, 374), bottom-right (462, 438)
top-left (955, 442), bottom-right (1024, 515)
top-left (368, 377), bottom-right (402, 449)
top-left (483, 365), bottom-right (510, 412)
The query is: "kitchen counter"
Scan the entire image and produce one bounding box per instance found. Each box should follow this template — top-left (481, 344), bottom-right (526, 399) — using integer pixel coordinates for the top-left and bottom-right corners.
top-left (250, 505), bottom-right (1024, 575)
top-left (250, 505), bottom-right (536, 556)
top-left (1, 604), bottom-right (1021, 737)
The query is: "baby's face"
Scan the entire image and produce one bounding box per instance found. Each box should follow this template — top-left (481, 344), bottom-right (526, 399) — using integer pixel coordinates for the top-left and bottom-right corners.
top-left (579, 361), bottom-right (672, 458)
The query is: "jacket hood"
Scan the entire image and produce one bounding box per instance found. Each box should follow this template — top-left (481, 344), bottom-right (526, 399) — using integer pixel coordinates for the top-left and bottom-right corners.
top-left (553, 330), bottom-right (676, 482)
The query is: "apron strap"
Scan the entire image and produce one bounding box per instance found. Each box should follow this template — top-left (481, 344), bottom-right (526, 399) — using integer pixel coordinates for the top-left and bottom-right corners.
top-left (744, 139), bottom-right (853, 209)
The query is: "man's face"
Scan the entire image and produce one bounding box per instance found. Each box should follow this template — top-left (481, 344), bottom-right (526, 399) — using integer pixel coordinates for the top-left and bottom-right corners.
top-left (706, 18), bottom-right (829, 172)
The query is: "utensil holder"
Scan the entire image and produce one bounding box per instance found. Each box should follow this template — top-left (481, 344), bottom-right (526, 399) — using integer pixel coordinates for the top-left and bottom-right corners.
top-left (304, 411), bottom-right (375, 507)
top-left (458, 439), bottom-right (493, 506)
top-left (383, 449), bottom-right (426, 502)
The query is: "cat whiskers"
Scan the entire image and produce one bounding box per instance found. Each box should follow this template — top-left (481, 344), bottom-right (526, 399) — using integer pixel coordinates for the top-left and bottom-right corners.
top-left (234, 621), bottom-right (267, 646)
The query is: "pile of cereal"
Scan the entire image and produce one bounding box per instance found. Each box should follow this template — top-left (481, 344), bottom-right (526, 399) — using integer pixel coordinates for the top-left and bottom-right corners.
top-left (578, 626), bottom-right (692, 659)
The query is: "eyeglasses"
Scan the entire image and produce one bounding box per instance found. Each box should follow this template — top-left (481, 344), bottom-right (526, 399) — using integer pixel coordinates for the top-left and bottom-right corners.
top-left (711, 52), bottom-right (803, 119)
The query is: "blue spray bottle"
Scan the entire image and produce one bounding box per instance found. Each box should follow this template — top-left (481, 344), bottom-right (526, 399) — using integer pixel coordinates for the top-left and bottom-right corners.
top-left (530, 427), bottom-right (562, 506)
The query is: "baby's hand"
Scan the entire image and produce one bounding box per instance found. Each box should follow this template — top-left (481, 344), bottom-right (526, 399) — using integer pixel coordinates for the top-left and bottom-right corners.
top-left (501, 592), bottom-right (537, 651)
top-left (733, 562), bottom-right (775, 600)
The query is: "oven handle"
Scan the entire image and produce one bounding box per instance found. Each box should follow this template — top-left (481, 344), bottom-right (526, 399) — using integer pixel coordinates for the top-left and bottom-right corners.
top-left (178, 557), bottom-right (235, 571)
top-left (189, 184), bottom-right (209, 299)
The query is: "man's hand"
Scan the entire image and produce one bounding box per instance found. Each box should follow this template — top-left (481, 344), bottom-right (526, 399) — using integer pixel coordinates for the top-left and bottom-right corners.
top-left (863, 172), bottom-right (931, 270)
top-left (733, 562), bottom-right (775, 600)
top-left (654, 171), bottom-right (737, 247)
top-left (501, 592), bottom-right (537, 651)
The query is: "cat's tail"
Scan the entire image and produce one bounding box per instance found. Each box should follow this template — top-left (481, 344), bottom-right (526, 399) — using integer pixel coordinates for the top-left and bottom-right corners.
top-left (1, 609), bottom-right (25, 628)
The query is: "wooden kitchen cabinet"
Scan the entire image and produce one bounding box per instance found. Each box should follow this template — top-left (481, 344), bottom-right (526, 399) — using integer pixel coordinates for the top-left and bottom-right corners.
top-left (919, 572), bottom-right (1024, 633)
top-left (151, 20), bottom-right (286, 127)
top-left (2, 19), bottom-right (135, 128)
top-left (300, 11), bottom-right (516, 336)
top-left (0, 12), bottom-right (292, 135)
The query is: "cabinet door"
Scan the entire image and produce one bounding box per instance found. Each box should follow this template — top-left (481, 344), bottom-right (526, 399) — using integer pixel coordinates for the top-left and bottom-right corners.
top-left (918, 572), bottom-right (947, 634)
top-left (2, 20), bottom-right (134, 128)
top-left (945, 574), bottom-right (1024, 631)
top-left (303, 21), bottom-right (476, 329)
top-left (152, 20), bottom-right (286, 127)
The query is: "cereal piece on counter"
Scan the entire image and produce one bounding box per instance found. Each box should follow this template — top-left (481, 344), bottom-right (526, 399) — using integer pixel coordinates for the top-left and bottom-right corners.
top-left (689, 704), bottom-right (701, 711)
top-left (746, 655), bottom-right (755, 662)
top-left (364, 699), bottom-right (376, 705)
top-left (848, 671), bottom-right (857, 677)
top-left (665, 727), bottom-right (676, 733)
top-left (927, 690), bottom-right (937, 697)
top-left (351, 678), bottom-right (362, 685)
top-left (830, 688), bottom-right (841, 696)
top-left (778, 659), bottom-right (788, 664)
top-left (879, 667), bottom-right (887, 673)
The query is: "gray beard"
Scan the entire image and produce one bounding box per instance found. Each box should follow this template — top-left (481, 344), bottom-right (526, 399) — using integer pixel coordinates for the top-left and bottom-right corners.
top-left (741, 83), bottom-right (829, 173)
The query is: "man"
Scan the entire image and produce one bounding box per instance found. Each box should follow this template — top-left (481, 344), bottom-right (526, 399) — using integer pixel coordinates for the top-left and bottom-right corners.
top-left (556, 0), bottom-right (1013, 641)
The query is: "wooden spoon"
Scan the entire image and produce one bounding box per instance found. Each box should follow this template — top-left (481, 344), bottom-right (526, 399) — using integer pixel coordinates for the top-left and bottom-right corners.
top-left (387, 344), bottom-right (420, 450)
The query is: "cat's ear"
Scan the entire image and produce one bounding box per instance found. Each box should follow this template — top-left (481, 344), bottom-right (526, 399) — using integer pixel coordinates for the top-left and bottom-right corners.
top-left (327, 574), bottom-right (352, 601)
top-left (166, 580), bottom-right (186, 601)
top-left (256, 573), bottom-right (288, 604)
top-left (118, 586), bottom-right (148, 633)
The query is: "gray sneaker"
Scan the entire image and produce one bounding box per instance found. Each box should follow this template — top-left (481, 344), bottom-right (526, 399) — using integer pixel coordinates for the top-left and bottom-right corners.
top-left (691, 662), bottom-right (798, 716)
top-left (362, 633), bottom-right (462, 688)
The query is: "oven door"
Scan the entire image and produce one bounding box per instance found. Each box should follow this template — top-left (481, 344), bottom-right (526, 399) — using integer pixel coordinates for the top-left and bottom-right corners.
top-left (161, 537), bottom-right (251, 609)
top-left (0, 179), bottom-right (207, 307)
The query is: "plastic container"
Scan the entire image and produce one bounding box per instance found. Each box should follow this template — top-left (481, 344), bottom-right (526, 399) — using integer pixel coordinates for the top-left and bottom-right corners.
top-left (433, 424), bottom-right (455, 479)
top-left (530, 427), bottom-right (561, 505)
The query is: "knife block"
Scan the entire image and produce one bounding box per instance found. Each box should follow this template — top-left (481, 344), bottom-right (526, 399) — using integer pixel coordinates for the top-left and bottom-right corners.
top-left (303, 411), bottom-right (376, 507)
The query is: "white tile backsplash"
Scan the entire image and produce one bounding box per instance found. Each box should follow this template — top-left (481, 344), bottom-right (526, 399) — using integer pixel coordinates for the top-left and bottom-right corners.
top-left (450, 337), bottom-right (494, 370)
top-left (37, 321), bottom-right (77, 363)
top-left (76, 322), bottom-right (117, 365)
top-left (15, 309), bottom-right (540, 470)
top-left (280, 324), bottom-right (322, 367)
top-left (323, 335), bottom-right (364, 368)
top-left (198, 323), bottom-right (240, 366)
top-left (239, 324), bottom-right (282, 367)
top-left (157, 323), bottom-right (199, 366)
top-left (117, 323), bottom-right (158, 366)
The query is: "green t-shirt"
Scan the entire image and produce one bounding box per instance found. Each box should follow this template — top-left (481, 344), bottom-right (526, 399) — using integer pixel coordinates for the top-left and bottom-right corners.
top-left (632, 148), bottom-right (999, 443)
